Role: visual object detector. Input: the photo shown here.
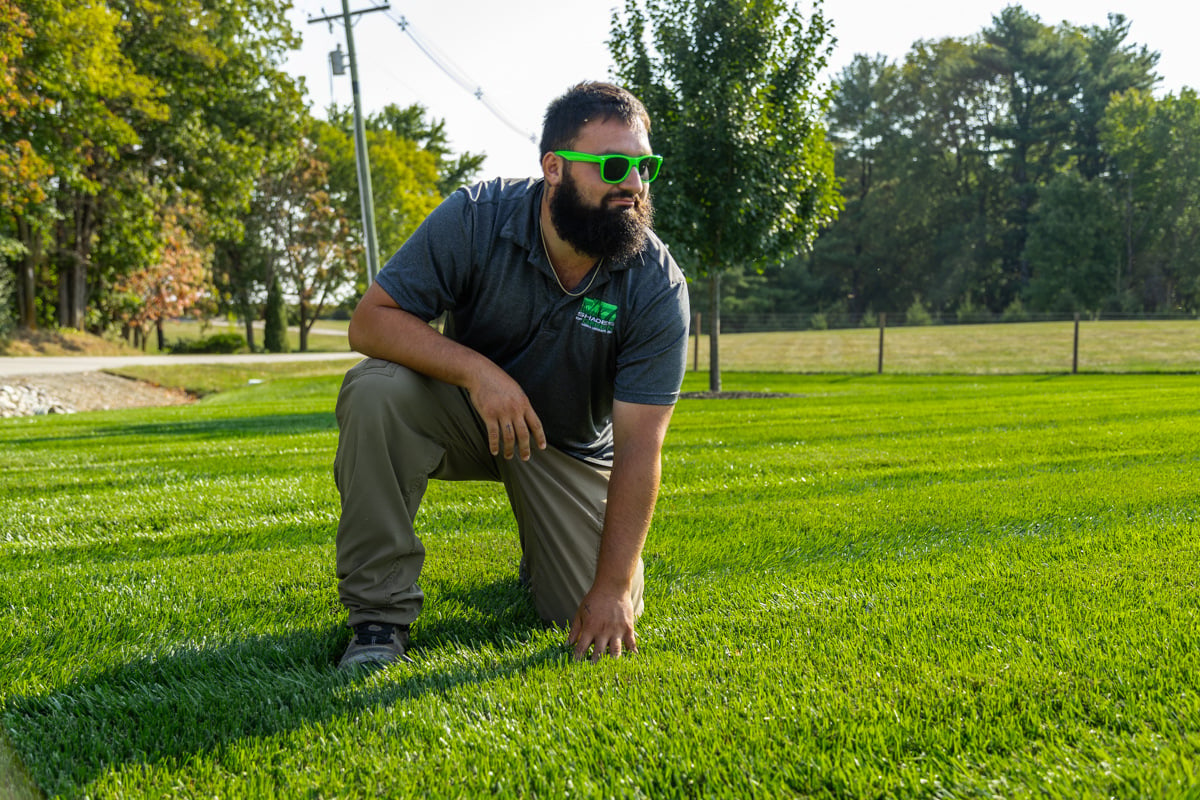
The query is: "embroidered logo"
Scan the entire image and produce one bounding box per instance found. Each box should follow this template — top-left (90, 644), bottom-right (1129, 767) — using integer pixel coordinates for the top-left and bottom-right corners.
top-left (576, 297), bottom-right (618, 334)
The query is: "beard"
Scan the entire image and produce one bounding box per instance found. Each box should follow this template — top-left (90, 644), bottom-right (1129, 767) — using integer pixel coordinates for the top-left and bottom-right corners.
top-left (548, 166), bottom-right (655, 263)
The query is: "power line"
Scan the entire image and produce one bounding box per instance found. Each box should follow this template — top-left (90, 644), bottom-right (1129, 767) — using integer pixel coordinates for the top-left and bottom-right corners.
top-left (386, 12), bottom-right (538, 144)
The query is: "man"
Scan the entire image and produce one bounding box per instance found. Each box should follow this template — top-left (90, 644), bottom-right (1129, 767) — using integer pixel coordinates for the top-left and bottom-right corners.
top-left (333, 81), bottom-right (689, 669)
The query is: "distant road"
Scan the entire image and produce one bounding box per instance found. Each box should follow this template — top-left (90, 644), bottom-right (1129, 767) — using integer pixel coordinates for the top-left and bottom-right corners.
top-left (0, 351), bottom-right (363, 378)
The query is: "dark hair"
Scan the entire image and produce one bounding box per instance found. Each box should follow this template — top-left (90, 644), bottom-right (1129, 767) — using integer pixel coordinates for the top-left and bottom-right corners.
top-left (540, 81), bottom-right (651, 155)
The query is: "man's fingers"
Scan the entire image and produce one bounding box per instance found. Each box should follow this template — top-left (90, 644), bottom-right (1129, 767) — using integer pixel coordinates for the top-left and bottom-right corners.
top-left (502, 421), bottom-right (516, 459)
top-left (487, 419), bottom-right (501, 456)
top-left (526, 411), bottom-right (547, 453)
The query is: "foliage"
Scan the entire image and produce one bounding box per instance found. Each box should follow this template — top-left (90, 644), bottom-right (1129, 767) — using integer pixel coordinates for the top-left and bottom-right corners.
top-left (1, 0), bottom-right (305, 334)
top-left (610, 0), bottom-right (840, 391)
top-left (806, 6), bottom-right (1170, 320)
top-left (1, 371), bottom-right (1198, 797)
top-left (313, 105), bottom-right (454, 288)
top-left (111, 207), bottom-right (213, 350)
top-left (167, 331), bottom-right (246, 354)
top-left (263, 272), bottom-right (289, 354)
top-left (259, 140), bottom-right (359, 352)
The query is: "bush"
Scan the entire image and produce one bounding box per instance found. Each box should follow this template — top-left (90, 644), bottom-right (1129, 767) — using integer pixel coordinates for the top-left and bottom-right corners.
top-left (1001, 297), bottom-right (1031, 323)
top-left (905, 296), bottom-right (933, 326)
top-left (168, 332), bottom-right (247, 354)
top-left (808, 312), bottom-right (828, 330)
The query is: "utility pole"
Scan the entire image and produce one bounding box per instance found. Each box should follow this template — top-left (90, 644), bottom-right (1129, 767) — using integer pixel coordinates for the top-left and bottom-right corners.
top-left (308, 2), bottom-right (390, 283)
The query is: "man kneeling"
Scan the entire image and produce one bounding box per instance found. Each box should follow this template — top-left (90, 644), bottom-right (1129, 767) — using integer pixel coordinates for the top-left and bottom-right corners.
top-left (333, 81), bottom-right (689, 667)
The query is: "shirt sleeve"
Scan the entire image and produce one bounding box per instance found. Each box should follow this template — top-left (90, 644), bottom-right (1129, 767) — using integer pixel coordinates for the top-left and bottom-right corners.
top-left (613, 256), bottom-right (691, 406)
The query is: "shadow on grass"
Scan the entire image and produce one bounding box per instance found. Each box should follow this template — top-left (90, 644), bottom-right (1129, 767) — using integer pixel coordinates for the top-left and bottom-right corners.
top-left (2, 579), bottom-right (555, 797)
top-left (0, 520), bottom-right (336, 573)
top-left (5, 412), bottom-right (336, 445)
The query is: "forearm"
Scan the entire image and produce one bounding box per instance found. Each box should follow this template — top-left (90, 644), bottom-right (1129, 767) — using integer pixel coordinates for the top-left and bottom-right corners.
top-left (592, 442), bottom-right (661, 596)
top-left (348, 283), bottom-right (493, 392)
top-left (348, 282), bottom-right (546, 460)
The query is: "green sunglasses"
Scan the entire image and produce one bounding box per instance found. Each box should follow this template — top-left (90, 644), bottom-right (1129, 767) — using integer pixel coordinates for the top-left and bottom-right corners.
top-left (555, 150), bottom-right (664, 184)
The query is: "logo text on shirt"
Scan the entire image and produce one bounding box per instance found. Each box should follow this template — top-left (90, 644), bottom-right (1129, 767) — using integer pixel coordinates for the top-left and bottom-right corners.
top-left (576, 297), bottom-right (618, 334)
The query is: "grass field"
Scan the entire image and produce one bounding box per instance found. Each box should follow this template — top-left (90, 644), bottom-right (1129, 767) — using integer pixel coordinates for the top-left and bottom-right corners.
top-left (1, 366), bottom-right (1198, 798)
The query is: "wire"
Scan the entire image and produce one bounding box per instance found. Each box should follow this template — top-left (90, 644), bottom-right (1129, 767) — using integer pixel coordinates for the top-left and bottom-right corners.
top-left (386, 12), bottom-right (538, 144)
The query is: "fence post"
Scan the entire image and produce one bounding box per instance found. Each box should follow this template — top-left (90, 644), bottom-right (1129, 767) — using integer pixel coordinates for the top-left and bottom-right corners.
top-left (1072, 312), bottom-right (1080, 374)
top-left (693, 312), bottom-right (701, 372)
top-left (878, 312), bottom-right (887, 374)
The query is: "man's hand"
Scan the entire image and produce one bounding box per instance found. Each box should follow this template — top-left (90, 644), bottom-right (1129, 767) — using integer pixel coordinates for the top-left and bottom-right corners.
top-left (568, 588), bottom-right (638, 662)
top-left (465, 365), bottom-right (547, 461)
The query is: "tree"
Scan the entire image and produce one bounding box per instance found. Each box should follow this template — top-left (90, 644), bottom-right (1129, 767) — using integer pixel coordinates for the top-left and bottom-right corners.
top-left (1101, 89), bottom-right (1200, 310)
top-left (263, 271), bottom-right (289, 353)
top-left (111, 207), bottom-right (212, 350)
top-left (261, 141), bottom-right (359, 352)
top-left (1, 0), bottom-right (304, 335)
top-left (313, 105), bottom-right (461, 288)
top-left (611, 0), bottom-right (841, 391)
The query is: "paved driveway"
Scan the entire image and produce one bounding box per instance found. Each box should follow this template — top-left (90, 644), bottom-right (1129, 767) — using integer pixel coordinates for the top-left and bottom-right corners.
top-left (0, 351), bottom-right (363, 377)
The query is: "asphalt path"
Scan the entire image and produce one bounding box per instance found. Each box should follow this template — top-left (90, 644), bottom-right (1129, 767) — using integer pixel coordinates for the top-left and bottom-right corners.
top-left (0, 350), bottom-right (364, 377)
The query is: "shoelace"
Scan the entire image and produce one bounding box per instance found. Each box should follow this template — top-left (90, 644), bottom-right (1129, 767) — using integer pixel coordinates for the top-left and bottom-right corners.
top-left (355, 623), bottom-right (399, 646)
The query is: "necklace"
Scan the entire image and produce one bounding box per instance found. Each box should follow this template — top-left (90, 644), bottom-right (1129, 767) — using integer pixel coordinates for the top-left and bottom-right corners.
top-left (540, 224), bottom-right (601, 297)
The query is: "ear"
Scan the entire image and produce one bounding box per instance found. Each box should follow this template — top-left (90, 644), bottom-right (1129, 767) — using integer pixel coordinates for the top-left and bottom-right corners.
top-left (541, 151), bottom-right (564, 187)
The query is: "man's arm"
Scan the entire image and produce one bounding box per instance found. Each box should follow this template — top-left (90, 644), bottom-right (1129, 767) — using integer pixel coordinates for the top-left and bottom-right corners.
top-left (348, 282), bottom-right (546, 460)
top-left (568, 398), bottom-right (675, 662)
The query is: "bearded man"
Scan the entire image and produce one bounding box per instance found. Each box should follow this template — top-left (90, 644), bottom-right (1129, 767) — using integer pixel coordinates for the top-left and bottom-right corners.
top-left (333, 81), bottom-right (689, 669)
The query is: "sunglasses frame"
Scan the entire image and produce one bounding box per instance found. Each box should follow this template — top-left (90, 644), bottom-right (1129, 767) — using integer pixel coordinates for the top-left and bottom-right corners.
top-left (554, 150), bottom-right (663, 184)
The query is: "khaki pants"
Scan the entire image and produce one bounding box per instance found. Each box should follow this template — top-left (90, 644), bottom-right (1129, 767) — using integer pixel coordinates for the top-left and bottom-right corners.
top-left (333, 358), bottom-right (644, 628)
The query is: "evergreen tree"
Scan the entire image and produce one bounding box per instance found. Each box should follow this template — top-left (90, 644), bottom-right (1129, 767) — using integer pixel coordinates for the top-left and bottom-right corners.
top-left (263, 272), bottom-right (289, 354)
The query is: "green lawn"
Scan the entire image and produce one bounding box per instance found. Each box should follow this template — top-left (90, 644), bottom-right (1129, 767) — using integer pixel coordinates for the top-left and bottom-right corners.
top-left (1, 369), bottom-right (1198, 798)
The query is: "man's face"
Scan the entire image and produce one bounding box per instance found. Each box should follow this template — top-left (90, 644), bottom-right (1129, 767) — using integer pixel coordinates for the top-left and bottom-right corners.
top-left (547, 117), bottom-right (655, 262)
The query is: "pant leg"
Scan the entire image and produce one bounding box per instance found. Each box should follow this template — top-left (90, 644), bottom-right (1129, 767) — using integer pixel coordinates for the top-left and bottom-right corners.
top-left (500, 448), bottom-right (645, 627)
top-left (333, 358), bottom-right (497, 627)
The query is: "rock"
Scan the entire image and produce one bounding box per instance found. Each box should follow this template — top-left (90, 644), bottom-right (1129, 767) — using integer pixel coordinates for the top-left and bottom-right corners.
top-left (0, 384), bottom-right (76, 418)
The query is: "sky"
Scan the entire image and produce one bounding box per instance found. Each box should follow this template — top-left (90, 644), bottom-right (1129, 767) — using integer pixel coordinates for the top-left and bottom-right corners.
top-left (283, 0), bottom-right (1198, 182)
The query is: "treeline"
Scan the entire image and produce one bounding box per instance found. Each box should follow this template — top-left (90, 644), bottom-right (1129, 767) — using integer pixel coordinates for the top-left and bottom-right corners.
top-left (705, 5), bottom-right (1199, 322)
top-left (0, 0), bottom-right (480, 350)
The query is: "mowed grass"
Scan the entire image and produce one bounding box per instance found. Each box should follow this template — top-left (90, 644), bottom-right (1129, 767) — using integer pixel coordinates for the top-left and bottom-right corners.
top-left (1, 367), bottom-right (1198, 798)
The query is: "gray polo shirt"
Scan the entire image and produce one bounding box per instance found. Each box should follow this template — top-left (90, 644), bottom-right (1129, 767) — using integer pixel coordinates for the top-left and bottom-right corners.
top-left (375, 177), bottom-right (690, 466)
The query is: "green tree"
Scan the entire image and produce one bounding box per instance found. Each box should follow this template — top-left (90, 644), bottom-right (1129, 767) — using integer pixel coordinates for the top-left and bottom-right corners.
top-left (314, 105), bottom-right (463, 287)
top-left (610, 0), bottom-right (841, 390)
top-left (263, 271), bottom-right (289, 353)
top-left (260, 141), bottom-right (358, 352)
top-left (1024, 170), bottom-right (1121, 311)
top-left (1, 0), bottom-right (304, 335)
top-left (1101, 89), bottom-right (1200, 310)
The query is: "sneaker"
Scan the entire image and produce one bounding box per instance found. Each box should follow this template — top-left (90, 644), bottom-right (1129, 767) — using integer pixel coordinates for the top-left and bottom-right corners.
top-left (338, 622), bottom-right (412, 670)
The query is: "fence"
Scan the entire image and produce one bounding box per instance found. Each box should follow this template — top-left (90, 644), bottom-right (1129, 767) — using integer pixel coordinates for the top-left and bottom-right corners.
top-left (688, 313), bottom-right (1200, 375)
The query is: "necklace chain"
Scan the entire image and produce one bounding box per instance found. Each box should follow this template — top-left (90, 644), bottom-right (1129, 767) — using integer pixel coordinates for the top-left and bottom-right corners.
top-left (540, 224), bottom-right (601, 297)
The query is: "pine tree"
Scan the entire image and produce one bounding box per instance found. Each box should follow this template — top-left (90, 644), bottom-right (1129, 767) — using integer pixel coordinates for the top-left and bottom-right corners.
top-left (264, 273), bottom-right (289, 353)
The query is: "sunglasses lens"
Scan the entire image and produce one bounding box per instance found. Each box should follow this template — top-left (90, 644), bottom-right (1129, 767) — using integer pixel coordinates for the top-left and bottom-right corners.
top-left (601, 156), bottom-right (632, 183)
top-left (640, 156), bottom-right (662, 183)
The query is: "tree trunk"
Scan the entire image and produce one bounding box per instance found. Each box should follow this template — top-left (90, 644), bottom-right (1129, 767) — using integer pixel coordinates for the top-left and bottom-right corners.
top-left (156, 318), bottom-right (166, 352)
top-left (242, 304), bottom-right (256, 352)
top-left (298, 298), bottom-right (309, 353)
top-left (708, 270), bottom-right (721, 393)
top-left (15, 216), bottom-right (40, 330)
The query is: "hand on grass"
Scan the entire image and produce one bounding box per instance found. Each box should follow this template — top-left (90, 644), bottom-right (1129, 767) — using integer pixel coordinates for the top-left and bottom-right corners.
top-left (568, 589), bottom-right (637, 662)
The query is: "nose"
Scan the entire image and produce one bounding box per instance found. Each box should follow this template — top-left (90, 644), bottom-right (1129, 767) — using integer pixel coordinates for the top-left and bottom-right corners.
top-left (619, 166), bottom-right (645, 192)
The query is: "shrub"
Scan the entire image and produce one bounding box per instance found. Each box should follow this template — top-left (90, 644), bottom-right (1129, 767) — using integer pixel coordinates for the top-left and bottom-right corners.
top-left (905, 296), bottom-right (933, 326)
top-left (1001, 297), bottom-right (1031, 323)
top-left (168, 332), bottom-right (247, 354)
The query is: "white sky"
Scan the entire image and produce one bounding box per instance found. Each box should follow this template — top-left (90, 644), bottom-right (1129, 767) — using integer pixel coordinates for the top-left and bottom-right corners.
top-left (283, 0), bottom-right (1197, 182)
